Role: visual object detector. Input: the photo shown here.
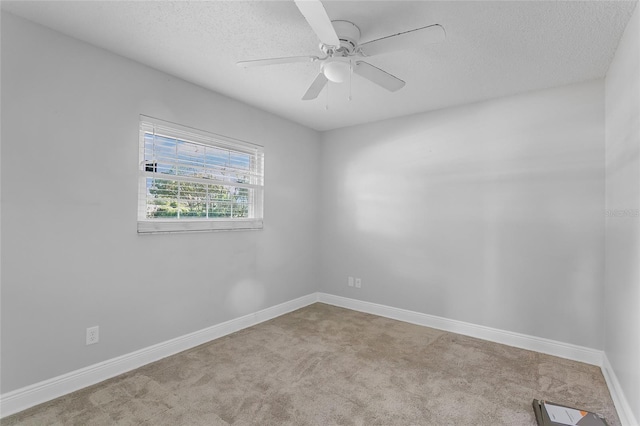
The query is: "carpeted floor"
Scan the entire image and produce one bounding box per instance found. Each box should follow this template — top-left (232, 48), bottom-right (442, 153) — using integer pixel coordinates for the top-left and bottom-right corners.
top-left (2, 303), bottom-right (620, 425)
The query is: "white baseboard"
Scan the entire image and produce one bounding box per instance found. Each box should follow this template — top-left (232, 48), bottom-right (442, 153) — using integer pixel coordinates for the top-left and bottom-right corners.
top-left (4, 292), bottom-right (633, 425)
top-left (602, 354), bottom-right (639, 426)
top-left (0, 293), bottom-right (319, 418)
top-left (317, 293), bottom-right (604, 366)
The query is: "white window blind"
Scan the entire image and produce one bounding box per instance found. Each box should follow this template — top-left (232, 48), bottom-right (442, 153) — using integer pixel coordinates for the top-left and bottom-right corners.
top-left (137, 116), bottom-right (264, 233)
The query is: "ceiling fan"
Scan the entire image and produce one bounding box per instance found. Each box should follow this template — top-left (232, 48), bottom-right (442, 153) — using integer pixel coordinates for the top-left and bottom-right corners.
top-left (237, 0), bottom-right (446, 100)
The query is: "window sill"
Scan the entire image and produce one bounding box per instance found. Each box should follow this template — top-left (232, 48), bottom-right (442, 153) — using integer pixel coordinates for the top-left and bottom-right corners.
top-left (137, 219), bottom-right (263, 234)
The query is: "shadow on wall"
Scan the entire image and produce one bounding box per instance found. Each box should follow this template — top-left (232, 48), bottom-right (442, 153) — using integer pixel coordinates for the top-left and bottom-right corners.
top-left (226, 278), bottom-right (266, 316)
top-left (335, 100), bottom-right (604, 345)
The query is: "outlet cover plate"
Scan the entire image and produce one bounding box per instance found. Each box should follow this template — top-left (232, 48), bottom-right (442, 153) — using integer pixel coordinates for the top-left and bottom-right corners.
top-left (86, 326), bottom-right (99, 345)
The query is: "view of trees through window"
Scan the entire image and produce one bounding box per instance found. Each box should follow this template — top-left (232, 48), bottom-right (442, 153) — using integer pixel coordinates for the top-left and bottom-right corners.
top-left (146, 178), bottom-right (249, 219)
top-left (144, 133), bottom-right (253, 219)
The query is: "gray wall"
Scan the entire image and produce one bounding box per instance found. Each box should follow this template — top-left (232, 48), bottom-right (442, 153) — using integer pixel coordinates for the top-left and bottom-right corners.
top-left (0, 13), bottom-right (321, 393)
top-left (319, 80), bottom-right (606, 349)
top-left (605, 3), bottom-right (640, 421)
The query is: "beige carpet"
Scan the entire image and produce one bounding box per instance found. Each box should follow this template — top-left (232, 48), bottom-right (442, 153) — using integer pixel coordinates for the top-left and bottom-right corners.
top-left (2, 303), bottom-right (620, 425)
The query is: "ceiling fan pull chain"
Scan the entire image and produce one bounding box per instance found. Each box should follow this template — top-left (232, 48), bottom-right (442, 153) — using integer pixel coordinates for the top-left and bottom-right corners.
top-left (325, 82), bottom-right (329, 110)
top-left (349, 59), bottom-right (353, 101)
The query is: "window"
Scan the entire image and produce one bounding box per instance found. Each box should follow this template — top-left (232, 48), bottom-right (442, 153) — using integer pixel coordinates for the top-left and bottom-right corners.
top-left (138, 116), bottom-right (264, 233)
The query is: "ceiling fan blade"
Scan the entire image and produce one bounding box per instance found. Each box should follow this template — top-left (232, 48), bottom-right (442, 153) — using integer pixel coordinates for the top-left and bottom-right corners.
top-left (237, 56), bottom-right (320, 68)
top-left (302, 73), bottom-right (328, 100)
top-left (354, 61), bottom-right (405, 92)
top-left (294, 0), bottom-right (340, 47)
top-left (359, 24), bottom-right (445, 57)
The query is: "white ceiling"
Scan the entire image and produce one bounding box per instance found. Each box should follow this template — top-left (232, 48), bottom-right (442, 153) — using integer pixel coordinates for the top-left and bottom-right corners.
top-left (2, 1), bottom-right (637, 131)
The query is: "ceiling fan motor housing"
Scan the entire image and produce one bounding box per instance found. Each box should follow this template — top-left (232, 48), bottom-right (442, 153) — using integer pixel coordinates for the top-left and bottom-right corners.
top-left (330, 20), bottom-right (361, 55)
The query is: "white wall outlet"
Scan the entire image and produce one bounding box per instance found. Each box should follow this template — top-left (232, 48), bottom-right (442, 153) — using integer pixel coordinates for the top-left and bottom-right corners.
top-left (86, 326), bottom-right (99, 345)
top-left (348, 276), bottom-right (354, 287)
top-left (355, 278), bottom-right (362, 288)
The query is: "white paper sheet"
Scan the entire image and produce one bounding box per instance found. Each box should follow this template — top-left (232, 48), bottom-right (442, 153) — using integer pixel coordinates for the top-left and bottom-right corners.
top-left (544, 403), bottom-right (587, 426)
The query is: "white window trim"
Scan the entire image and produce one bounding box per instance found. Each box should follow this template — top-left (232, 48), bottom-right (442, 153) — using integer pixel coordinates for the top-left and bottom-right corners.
top-left (137, 115), bottom-right (264, 234)
top-left (137, 218), bottom-right (263, 234)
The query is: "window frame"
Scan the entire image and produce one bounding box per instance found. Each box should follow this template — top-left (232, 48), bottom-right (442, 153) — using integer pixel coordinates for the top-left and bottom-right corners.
top-left (137, 115), bottom-right (264, 234)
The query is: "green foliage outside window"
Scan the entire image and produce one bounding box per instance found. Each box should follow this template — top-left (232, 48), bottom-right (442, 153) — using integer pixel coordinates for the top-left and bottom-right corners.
top-left (146, 178), bottom-right (249, 219)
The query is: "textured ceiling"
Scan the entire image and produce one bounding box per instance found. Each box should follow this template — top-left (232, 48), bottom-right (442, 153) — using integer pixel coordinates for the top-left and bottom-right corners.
top-left (2, 1), bottom-right (637, 131)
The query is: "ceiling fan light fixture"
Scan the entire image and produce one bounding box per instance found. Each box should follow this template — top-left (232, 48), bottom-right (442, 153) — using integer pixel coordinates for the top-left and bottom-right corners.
top-left (322, 57), bottom-right (351, 83)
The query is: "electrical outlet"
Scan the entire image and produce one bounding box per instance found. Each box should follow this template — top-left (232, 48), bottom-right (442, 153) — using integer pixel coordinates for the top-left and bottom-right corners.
top-left (348, 276), bottom-right (354, 287)
top-left (355, 278), bottom-right (362, 288)
top-left (86, 326), bottom-right (99, 345)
